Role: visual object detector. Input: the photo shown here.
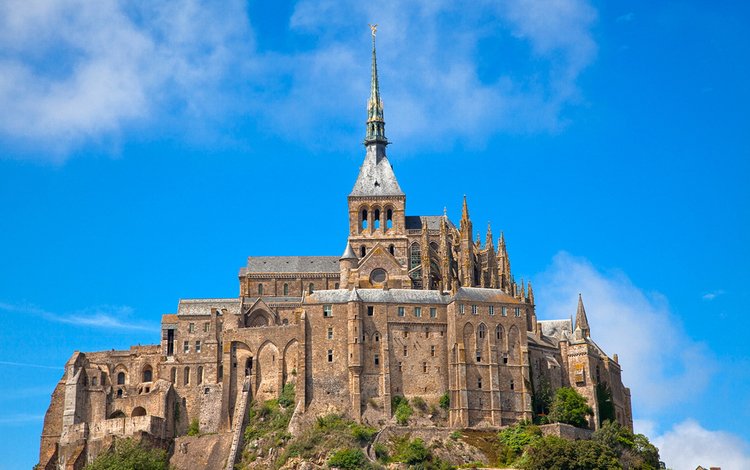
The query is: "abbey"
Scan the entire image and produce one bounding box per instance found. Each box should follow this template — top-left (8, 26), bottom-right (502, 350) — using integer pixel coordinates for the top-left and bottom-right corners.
top-left (38, 35), bottom-right (632, 469)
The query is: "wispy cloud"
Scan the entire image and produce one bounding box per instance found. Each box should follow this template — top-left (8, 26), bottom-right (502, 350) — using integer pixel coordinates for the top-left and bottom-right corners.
top-left (617, 12), bottom-right (635, 23)
top-left (534, 252), bottom-right (715, 414)
top-left (0, 0), bottom-right (599, 162)
top-left (0, 301), bottom-right (156, 332)
top-left (702, 289), bottom-right (725, 301)
top-left (0, 413), bottom-right (45, 425)
top-left (0, 361), bottom-right (62, 371)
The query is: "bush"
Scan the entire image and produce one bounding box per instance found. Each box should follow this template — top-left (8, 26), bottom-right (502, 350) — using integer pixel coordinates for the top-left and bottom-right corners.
top-left (327, 448), bottom-right (367, 469)
top-left (392, 395), bottom-right (407, 409)
top-left (439, 393), bottom-right (450, 410)
top-left (350, 423), bottom-right (377, 444)
top-left (84, 438), bottom-right (169, 470)
top-left (520, 435), bottom-right (620, 470)
top-left (548, 387), bottom-right (593, 428)
top-left (187, 418), bottom-right (200, 436)
top-left (392, 437), bottom-right (430, 465)
top-left (495, 422), bottom-right (542, 466)
top-left (395, 401), bottom-right (413, 426)
top-left (449, 431), bottom-right (462, 440)
top-left (279, 382), bottom-right (296, 408)
top-left (374, 443), bottom-right (389, 462)
top-left (593, 420), bottom-right (660, 469)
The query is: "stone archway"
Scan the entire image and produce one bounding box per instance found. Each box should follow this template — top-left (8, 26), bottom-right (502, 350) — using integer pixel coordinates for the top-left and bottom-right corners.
top-left (283, 339), bottom-right (299, 387)
top-left (256, 341), bottom-right (280, 402)
top-left (131, 406), bottom-right (147, 417)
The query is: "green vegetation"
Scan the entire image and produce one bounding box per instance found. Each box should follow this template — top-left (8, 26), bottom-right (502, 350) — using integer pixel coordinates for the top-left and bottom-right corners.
top-left (327, 448), bottom-right (368, 469)
top-left (531, 376), bottom-right (552, 424)
top-left (596, 383), bottom-right (616, 425)
top-left (392, 395), bottom-right (413, 425)
top-left (275, 413), bottom-right (378, 468)
top-left (439, 392), bottom-right (450, 410)
top-left (84, 438), bottom-right (170, 470)
top-left (385, 435), bottom-right (453, 469)
top-left (278, 382), bottom-right (296, 408)
top-left (495, 422), bottom-right (543, 466)
top-left (240, 386), bottom-right (296, 467)
top-left (593, 420), bottom-right (661, 470)
top-left (187, 418), bottom-right (200, 436)
top-left (521, 435), bottom-right (621, 470)
top-left (549, 387), bottom-right (593, 428)
top-left (411, 396), bottom-right (428, 412)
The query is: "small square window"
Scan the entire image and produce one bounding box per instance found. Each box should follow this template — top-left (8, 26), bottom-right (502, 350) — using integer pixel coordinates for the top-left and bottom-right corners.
top-left (188, 323), bottom-right (195, 333)
top-left (203, 322), bottom-right (210, 332)
top-left (510, 380), bottom-right (515, 390)
top-left (514, 307), bottom-right (521, 317)
top-left (476, 350), bottom-right (482, 362)
top-left (403, 345), bottom-right (408, 356)
top-left (471, 305), bottom-right (478, 315)
top-left (183, 341), bottom-right (189, 353)
top-left (327, 350), bottom-right (333, 362)
top-left (423, 362), bottom-right (428, 373)
top-left (489, 306), bottom-right (495, 316)
top-left (397, 306), bottom-right (405, 317)
top-left (195, 341), bottom-right (201, 353)
top-left (430, 307), bottom-right (437, 318)
top-left (398, 362), bottom-right (402, 372)
top-left (430, 345), bottom-right (436, 357)
top-left (367, 306), bottom-right (374, 316)
top-left (323, 305), bottom-right (332, 318)
top-left (459, 304), bottom-right (465, 314)
top-left (414, 307), bottom-right (422, 318)
top-left (327, 327), bottom-right (333, 340)
top-left (478, 378), bottom-right (483, 389)
top-left (501, 306), bottom-right (507, 317)
top-left (374, 354), bottom-right (380, 366)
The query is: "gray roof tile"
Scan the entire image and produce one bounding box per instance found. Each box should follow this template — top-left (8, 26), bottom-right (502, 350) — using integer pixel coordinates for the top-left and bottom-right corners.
top-left (244, 256), bottom-right (340, 273)
top-left (349, 147), bottom-right (404, 197)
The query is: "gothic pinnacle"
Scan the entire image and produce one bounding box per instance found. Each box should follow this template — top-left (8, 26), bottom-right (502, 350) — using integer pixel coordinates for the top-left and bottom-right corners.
top-left (364, 24), bottom-right (387, 145)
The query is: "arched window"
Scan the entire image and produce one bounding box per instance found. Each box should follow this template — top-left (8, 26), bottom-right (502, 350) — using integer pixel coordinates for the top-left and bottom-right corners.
top-left (361, 209), bottom-right (368, 229)
top-left (360, 246), bottom-right (366, 257)
top-left (117, 389), bottom-right (123, 398)
top-left (374, 332), bottom-right (380, 342)
top-left (197, 366), bottom-right (203, 385)
top-left (170, 367), bottom-right (176, 383)
top-left (258, 284), bottom-right (263, 295)
top-left (478, 324), bottom-right (486, 339)
top-left (117, 372), bottom-right (125, 385)
top-left (374, 209), bottom-right (381, 229)
top-left (184, 367), bottom-right (190, 385)
top-left (283, 283), bottom-right (289, 296)
top-left (386, 209), bottom-right (393, 229)
top-left (245, 357), bottom-right (253, 376)
top-left (142, 366), bottom-right (153, 382)
top-left (409, 243), bottom-right (421, 269)
top-left (308, 283), bottom-right (314, 294)
top-left (131, 406), bottom-right (147, 417)
top-left (389, 244), bottom-right (395, 255)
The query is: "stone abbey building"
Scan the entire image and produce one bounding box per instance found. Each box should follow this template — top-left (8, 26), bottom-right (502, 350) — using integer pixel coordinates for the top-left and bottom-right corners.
top-left (38, 34), bottom-right (633, 469)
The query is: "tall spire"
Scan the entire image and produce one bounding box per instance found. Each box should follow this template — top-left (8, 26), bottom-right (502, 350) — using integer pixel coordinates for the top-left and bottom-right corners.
top-left (575, 293), bottom-right (590, 338)
top-left (365, 24), bottom-right (387, 145)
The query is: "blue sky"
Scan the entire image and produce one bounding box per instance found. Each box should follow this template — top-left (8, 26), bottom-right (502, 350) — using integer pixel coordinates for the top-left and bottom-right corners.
top-left (0, 1), bottom-right (748, 468)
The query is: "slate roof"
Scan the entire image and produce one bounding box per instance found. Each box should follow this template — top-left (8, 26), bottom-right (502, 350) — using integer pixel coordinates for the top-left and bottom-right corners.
top-left (539, 319), bottom-right (573, 341)
top-left (405, 215), bottom-right (456, 231)
top-left (349, 146), bottom-right (404, 197)
top-left (243, 256), bottom-right (340, 274)
top-left (309, 288), bottom-right (452, 304)
top-left (454, 287), bottom-right (520, 303)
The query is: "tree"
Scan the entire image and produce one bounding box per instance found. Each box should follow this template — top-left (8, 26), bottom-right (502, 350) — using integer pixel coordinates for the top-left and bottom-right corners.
top-left (593, 420), bottom-right (661, 470)
top-left (548, 387), bottom-right (593, 428)
top-left (327, 448), bottom-right (367, 469)
top-left (84, 438), bottom-right (170, 470)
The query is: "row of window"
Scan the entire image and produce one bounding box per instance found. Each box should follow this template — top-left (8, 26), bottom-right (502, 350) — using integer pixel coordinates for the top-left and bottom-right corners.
top-left (360, 207), bottom-right (394, 231)
top-left (322, 304), bottom-right (522, 318)
top-left (474, 378), bottom-right (514, 390)
top-left (183, 340), bottom-right (202, 353)
top-left (458, 304), bottom-right (522, 317)
top-left (187, 322), bottom-right (211, 333)
top-left (257, 282), bottom-right (340, 296)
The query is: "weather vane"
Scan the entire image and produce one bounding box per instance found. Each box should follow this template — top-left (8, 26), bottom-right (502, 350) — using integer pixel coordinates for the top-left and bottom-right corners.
top-left (369, 23), bottom-right (378, 37)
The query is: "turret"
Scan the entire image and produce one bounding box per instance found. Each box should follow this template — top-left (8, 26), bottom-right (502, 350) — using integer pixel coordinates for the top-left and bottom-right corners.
top-left (574, 293), bottom-right (591, 339)
top-left (339, 242), bottom-right (358, 288)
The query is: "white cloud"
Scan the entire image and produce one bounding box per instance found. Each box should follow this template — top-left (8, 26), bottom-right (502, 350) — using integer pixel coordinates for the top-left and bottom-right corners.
top-left (0, 0), bottom-right (599, 161)
top-left (0, 0), bottom-right (252, 161)
top-left (0, 301), bottom-right (156, 332)
top-left (534, 252), bottom-right (715, 414)
top-left (701, 290), bottom-right (724, 301)
top-left (653, 420), bottom-right (750, 470)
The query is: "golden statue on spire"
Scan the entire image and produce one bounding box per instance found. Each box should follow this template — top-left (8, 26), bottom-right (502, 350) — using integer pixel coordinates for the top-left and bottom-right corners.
top-left (369, 23), bottom-right (377, 37)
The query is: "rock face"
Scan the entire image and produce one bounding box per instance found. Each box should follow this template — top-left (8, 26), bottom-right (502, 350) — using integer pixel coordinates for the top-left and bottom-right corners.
top-left (36, 36), bottom-right (633, 469)
top-left (169, 433), bottom-right (232, 470)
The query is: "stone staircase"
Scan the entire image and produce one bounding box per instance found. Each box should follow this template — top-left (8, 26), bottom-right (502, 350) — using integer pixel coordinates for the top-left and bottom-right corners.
top-left (225, 377), bottom-right (252, 470)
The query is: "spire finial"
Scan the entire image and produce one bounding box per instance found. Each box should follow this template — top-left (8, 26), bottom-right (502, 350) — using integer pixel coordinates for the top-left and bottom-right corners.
top-left (365, 25), bottom-right (387, 145)
top-left (575, 293), bottom-right (590, 338)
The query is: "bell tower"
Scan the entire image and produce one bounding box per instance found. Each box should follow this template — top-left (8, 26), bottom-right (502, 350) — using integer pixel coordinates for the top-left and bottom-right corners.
top-left (347, 25), bottom-right (408, 268)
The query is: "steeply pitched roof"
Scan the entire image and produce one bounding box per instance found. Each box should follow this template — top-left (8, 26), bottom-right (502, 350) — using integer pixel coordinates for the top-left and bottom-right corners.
top-left (405, 215), bottom-right (456, 231)
top-left (349, 146), bottom-right (404, 197)
top-left (243, 256), bottom-right (340, 274)
top-left (177, 298), bottom-right (239, 316)
top-left (310, 288), bottom-right (451, 304)
top-left (454, 287), bottom-right (520, 303)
